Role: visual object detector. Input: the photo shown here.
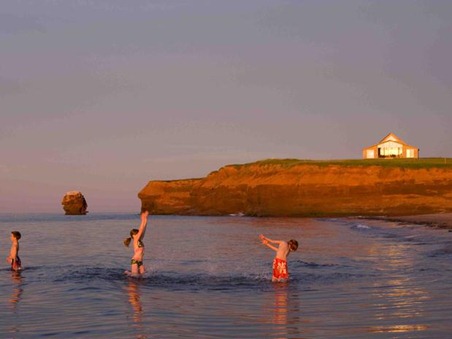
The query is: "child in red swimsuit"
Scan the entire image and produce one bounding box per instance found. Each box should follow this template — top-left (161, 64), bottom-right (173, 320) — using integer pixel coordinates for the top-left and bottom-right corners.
top-left (7, 231), bottom-right (22, 271)
top-left (259, 234), bottom-right (298, 282)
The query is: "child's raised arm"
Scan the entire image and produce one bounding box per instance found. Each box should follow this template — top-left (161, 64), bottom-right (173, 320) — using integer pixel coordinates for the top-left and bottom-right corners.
top-left (259, 234), bottom-right (284, 244)
top-left (259, 234), bottom-right (281, 252)
top-left (136, 210), bottom-right (149, 240)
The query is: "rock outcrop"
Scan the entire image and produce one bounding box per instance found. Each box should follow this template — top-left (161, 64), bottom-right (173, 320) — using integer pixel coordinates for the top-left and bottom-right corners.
top-left (138, 159), bottom-right (452, 217)
top-left (61, 191), bottom-right (88, 215)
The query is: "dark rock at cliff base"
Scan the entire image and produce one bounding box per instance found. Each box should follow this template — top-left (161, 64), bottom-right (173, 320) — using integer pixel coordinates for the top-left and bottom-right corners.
top-left (61, 191), bottom-right (88, 215)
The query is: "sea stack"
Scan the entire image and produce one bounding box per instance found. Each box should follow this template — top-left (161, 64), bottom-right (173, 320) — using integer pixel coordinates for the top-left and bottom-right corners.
top-left (61, 191), bottom-right (88, 215)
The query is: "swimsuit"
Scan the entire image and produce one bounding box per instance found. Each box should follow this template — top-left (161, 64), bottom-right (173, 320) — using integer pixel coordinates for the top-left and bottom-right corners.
top-left (11, 256), bottom-right (22, 271)
top-left (272, 258), bottom-right (289, 281)
top-left (130, 240), bottom-right (144, 267)
top-left (131, 259), bottom-right (143, 267)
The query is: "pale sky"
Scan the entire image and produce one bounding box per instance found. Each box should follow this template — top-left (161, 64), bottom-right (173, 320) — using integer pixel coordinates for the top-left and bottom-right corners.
top-left (1, 0), bottom-right (451, 213)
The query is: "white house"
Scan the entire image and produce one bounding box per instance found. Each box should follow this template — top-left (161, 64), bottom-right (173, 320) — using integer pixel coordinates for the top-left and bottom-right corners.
top-left (362, 133), bottom-right (419, 159)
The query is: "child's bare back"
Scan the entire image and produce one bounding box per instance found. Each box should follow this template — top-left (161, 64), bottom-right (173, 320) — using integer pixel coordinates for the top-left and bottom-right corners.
top-left (259, 234), bottom-right (298, 282)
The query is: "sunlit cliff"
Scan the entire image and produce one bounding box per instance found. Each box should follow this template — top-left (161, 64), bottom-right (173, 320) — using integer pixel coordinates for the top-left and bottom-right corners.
top-left (138, 159), bottom-right (452, 217)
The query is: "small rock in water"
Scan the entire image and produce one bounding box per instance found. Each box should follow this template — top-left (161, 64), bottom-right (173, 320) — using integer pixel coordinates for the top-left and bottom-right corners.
top-left (61, 191), bottom-right (88, 215)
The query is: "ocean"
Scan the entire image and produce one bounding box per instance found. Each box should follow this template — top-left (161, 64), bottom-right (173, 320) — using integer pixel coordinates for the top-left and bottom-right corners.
top-left (1, 213), bottom-right (451, 338)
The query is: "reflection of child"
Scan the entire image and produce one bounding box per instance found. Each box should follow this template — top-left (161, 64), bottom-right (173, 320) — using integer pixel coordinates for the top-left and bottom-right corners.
top-left (259, 234), bottom-right (298, 282)
top-left (124, 211), bottom-right (149, 276)
top-left (7, 231), bottom-right (22, 271)
top-left (126, 280), bottom-right (143, 323)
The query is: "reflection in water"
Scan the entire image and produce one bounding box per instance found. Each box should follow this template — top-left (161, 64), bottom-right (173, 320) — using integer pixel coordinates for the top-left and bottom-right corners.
top-left (367, 242), bottom-right (430, 334)
top-left (369, 324), bottom-right (429, 333)
top-left (9, 271), bottom-right (23, 310)
top-left (1, 215), bottom-right (450, 337)
top-left (126, 278), bottom-right (147, 339)
top-left (8, 271), bottom-right (23, 336)
top-left (273, 283), bottom-right (289, 326)
top-left (271, 283), bottom-right (303, 338)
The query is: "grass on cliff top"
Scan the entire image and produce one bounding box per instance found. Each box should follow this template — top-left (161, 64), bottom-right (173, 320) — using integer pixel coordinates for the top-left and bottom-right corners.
top-left (233, 158), bottom-right (452, 169)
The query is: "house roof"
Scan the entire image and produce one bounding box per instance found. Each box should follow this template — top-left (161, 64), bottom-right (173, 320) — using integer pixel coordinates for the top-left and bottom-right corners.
top-left (364, 132), bottom-right (417, 149)
top-left (378, 132), bottom-right (407, 145)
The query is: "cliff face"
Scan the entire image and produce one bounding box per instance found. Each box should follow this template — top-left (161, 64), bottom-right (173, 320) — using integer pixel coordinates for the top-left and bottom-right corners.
top-left (138, 161), bottom-right (452, 217)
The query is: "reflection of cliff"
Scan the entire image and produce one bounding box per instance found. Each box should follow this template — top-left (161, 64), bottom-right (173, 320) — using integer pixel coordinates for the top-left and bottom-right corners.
top-left (138, 160), bottom-right (452, 217)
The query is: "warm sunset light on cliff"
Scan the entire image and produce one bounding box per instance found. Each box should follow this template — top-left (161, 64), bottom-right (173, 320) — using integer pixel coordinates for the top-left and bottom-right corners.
top-left (1, 2), bottom-right (451, 212)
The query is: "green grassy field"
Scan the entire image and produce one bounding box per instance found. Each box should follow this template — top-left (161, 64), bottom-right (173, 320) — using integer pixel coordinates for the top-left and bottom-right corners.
top-left (237, 158), bottom-right (452, 169)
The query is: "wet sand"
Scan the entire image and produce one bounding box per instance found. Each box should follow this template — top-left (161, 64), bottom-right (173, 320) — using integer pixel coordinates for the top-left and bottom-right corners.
top-left (369, 213), bottom-right (452, 230)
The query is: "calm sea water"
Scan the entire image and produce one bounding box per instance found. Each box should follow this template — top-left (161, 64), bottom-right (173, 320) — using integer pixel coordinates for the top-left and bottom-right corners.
top-left (1, 213), bottom-right (451, 338)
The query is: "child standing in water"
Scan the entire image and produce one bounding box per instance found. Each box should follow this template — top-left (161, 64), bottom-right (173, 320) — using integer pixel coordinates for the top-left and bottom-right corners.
top-left (124, 210), bottom-right (149, 276)
top-left (259, 234), bottom-right (298, 282)
top-left (7, 231), bottom-right (22, 271)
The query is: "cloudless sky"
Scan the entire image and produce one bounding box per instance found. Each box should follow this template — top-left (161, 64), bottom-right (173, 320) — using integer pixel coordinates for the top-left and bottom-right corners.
top-left (1, 0), bottom-right (451, 213)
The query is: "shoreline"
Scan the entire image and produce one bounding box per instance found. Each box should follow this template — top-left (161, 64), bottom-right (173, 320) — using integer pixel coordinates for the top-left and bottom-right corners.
top-left (362, 213), bottom-right (452, 230)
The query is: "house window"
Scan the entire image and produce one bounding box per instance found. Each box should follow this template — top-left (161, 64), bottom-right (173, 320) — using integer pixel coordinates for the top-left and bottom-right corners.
top-left (406, 149), bottom-right (414, 158)
top-left (380, 146), bottom-right (402, 157)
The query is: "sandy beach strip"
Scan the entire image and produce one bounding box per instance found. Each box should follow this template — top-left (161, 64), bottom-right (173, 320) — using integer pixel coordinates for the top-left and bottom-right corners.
top-left (373, 213), bottom-right (452, 230)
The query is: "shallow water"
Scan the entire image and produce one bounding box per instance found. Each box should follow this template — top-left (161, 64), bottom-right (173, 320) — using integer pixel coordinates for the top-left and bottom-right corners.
top-left (0, 213), bottom-right (451, 338)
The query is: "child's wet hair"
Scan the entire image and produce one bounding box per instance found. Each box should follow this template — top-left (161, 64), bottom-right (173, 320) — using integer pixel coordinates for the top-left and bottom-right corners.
top-left (288, 239), bottom-right (298, 251)
top-left (124, 229), bottom-right (139, 247)
top-left (11, 231), bottom-right (21, 240)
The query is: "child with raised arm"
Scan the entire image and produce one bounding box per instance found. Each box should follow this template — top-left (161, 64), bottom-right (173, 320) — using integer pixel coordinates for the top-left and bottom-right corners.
top-left (259, 234), bottom-right (298, 282)
top-left (7, 231), bottom-right (22, 272)
top-left (124, 210), bottom-right (149, 276)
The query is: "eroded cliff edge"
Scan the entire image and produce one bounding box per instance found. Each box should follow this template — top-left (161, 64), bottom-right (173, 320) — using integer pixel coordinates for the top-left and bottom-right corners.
top-left (138, 159), bottom-right (452, 217)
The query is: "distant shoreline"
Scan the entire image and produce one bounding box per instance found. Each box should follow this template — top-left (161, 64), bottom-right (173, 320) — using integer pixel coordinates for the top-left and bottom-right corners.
top-left (362, 213), bottom-right (452, 230)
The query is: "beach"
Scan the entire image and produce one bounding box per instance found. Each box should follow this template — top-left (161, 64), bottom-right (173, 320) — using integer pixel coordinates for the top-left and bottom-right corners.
top-left (371, 213), bottom-right (452, 230)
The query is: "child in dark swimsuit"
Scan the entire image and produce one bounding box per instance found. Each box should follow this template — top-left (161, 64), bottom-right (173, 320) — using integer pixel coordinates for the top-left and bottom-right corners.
top-left (7, 231), bottom-right (22, 271)
top-left (259, 234), bottom-right (298, 282)
top-left (124, 211), bottom-right (149, 276)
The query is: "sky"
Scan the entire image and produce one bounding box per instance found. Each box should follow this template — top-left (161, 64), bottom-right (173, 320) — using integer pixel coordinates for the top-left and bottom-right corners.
top-left (1, 0), bottom-right (451, 213)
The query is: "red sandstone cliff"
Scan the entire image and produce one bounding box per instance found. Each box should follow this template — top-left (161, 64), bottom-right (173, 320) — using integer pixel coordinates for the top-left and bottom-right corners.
top-left (138, 159), bottom-right (452, 217)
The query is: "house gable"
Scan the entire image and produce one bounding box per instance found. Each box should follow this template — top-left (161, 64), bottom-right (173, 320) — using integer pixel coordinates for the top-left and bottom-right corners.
top-left (362, 132), bottom-right (419, 159)
top-left (379, 132), bottom-right (407, 145)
